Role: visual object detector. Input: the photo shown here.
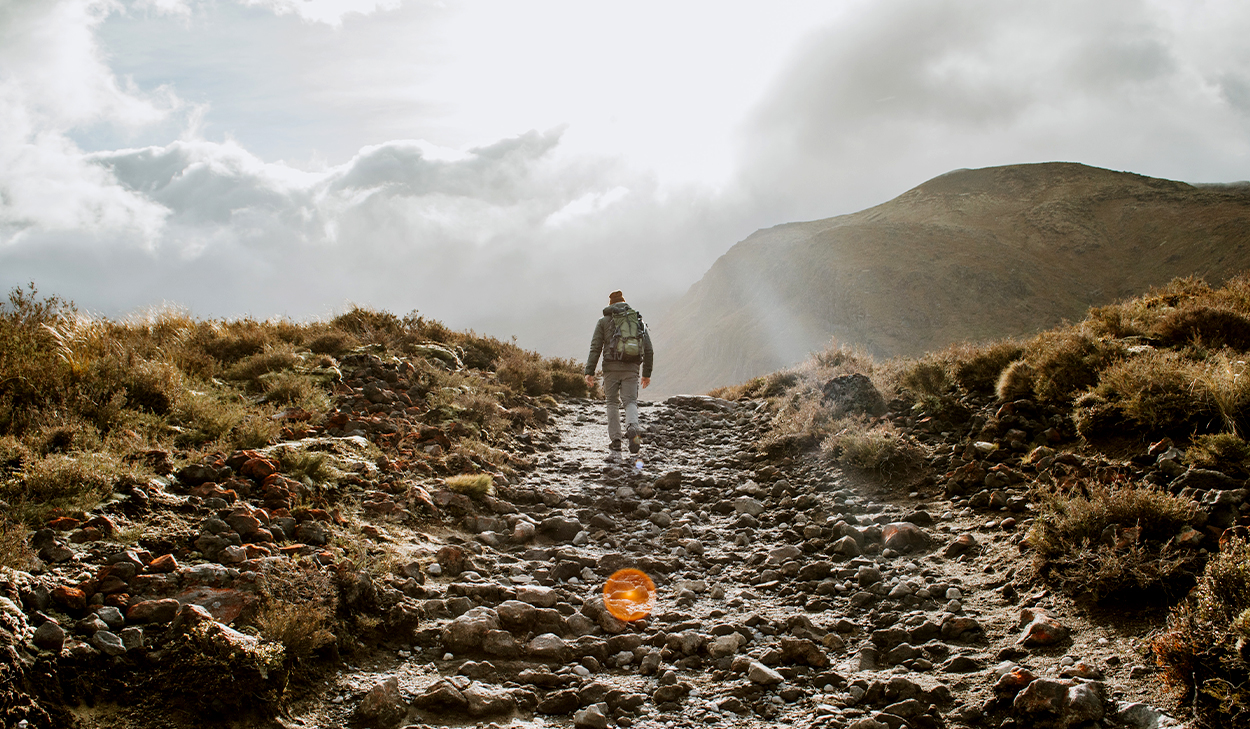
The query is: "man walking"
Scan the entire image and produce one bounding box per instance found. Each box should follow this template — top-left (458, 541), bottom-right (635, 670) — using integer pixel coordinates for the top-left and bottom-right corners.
top-left (585, 290), bottom-right (654, 461)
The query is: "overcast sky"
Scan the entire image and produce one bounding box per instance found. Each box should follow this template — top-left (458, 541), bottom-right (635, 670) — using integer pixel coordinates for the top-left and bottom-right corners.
top-left (3, 0), bottom-right (1249, 359)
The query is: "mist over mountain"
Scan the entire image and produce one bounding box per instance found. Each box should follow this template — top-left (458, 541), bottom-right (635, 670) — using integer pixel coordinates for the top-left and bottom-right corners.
top-left (653, 162), bottom-right (1250, 396)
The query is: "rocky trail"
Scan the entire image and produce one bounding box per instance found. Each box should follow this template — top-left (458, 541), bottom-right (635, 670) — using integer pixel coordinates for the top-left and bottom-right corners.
top-left (279, 395), bottom-right (1180, 729)
top-left (2, 381), bottom-right (1190, 729)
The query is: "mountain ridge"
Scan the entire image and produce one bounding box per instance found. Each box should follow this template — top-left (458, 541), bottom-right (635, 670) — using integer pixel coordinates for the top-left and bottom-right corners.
top-left (653, 162), bottom-right (1250, 396)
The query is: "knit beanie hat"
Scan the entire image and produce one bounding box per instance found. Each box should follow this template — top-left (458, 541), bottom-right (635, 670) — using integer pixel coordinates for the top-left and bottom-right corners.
top-left (609, 290), bottom-right (625, 304)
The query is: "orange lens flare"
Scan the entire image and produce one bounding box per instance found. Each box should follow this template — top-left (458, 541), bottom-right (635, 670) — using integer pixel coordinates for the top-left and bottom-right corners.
top-left (603, 568), bottom-right (656, 622)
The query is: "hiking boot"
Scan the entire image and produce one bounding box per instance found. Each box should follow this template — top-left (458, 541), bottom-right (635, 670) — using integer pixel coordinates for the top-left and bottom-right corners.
top-left (605, 439), bottom-right (622, 462)
top-left (625, 425), bottom-right (642, 454)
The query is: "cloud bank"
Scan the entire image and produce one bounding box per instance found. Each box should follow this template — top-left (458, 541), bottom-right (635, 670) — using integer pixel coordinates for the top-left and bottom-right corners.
top-left (3, 0), bottom-right (1250, 370)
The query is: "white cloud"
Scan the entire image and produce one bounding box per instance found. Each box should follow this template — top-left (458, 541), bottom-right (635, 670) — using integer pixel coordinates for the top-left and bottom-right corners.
top-left (240, 0), bottom-right (401, 26)
top-left (738, 0), bottom-right (1250, 223)
top-left (0, 0), bottom-right (172, 240)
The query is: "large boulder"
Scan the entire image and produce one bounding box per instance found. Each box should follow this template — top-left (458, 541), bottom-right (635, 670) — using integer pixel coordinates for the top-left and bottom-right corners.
top-left (821, 374), bottom-right (887, 417)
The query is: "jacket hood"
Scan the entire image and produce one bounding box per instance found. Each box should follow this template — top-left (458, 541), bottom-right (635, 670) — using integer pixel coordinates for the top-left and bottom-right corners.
top-left (603, 302), bottom-right (633, 316)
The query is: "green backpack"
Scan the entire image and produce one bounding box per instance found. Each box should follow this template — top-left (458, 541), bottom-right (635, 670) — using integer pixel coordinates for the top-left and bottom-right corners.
top-left (607, 309), bottom-right (645, 363)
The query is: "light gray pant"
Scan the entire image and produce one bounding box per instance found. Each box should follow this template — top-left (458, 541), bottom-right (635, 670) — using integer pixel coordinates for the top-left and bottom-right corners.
top-left (603, 365), bottom-right (640, 442)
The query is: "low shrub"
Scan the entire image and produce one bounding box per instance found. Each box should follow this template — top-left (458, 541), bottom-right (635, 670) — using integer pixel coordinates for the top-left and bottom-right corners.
top-left (1153, 537), bottom-right (1250, 727)
top-left (1026, 330), bottom-right (1122, 403)
top-left (1026, 483), bottom-right (1203, 603)
top-left (307, 330), bottom-right (356, 356)
top-left (1185, 433), bottom-right (1250, 476)
top-left (995, 359), bottom-right (1036, 402)
top-left (898, 359), bottom-right (950, 397)
top-left (1, 453), bottom-right (134, 526)
top-left (496, 353), bottom-right (553, 396)
top-left (260, 372), bottom-right (324, 408)
top-left (0, 521), bottom-right (34, 570)
top-left (252, 563), bottom-right (337, 667)
top-left (223, 349), bottom-right (298, 384)
top-left (951, 340), bottom-right (1025, 394)
top-left (547, 358), bottom-right (590, 398)
top-left (1153, 305), bottom-right (1250, 350)
top-left (1089, 349), bottom-right (1216, 436)
top-left (821, 417), bottom-right (925, 473)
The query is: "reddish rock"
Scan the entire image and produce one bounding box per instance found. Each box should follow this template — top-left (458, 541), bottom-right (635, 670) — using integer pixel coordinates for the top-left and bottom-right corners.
top-left (226, 510), bottom-right (262, 536)
top-left (84, 515), bottom-right (116, 536)
top-left (170, 603), bottom-right (214, 634)
top-left (176, 587), bottom-right (250, 623)
top-left (52, 585), bottom-right (87, 611)
top-left (127, 598), bottom-right (181, 624)
top-left (1018, 614), bottom-right (1070, 647)
top-left (104, 593), bottom-right (131, 609)
top-left (436, 545), bottom-right (471, 577)
top-left (1012, 678), bottom-right (1070, 716)
top-left (147, 554), bottom-right (179, 573)
top-left (882, 522), bottom-right (928, 552)
top-left (993, 667), bottom-right (1038, 698)
top-left (354, 676), bottom-right (408, 729)
top-left (943, 533), bottom-right (978, 557)
top-left (240, 457), bottom-right (278, 481)
top-left (47, 517), bottom-right (80, 531)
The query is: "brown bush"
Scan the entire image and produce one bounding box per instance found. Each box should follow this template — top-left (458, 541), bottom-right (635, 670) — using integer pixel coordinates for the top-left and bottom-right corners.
top-left (0, 521), bottom-right (34, 570)
top-left (1025, 330), bottom-right (1122, 402)
top-left (1185, 433), bottom-right (1250, 475)
top-left (951, 340), bottom-right (1026, 394)
top-left (1153, 537), bottom-right (1250, 727)
top-left (1153, 305), bottom-right (1250, 350)
top-left (1090, 349), bottom-right (1216, 436)
top-left (1027, 482), bottom-right (1203, 603)
top-left (307, 330), bottom-right (357, 356)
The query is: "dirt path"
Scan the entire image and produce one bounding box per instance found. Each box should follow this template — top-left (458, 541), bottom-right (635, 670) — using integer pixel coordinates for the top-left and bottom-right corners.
top-left (278, 395), bottom-right (1178, 729)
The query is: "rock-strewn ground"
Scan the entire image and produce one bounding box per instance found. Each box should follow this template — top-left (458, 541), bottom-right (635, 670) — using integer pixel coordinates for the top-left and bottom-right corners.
top-left (0, 376), bottom-right (1195, 729)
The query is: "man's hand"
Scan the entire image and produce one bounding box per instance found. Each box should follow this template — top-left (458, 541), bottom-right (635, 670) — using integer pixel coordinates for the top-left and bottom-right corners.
top-left (641, 377), bottom-right (650, 389)
top-left (585, 374), bottom-right (595, 388)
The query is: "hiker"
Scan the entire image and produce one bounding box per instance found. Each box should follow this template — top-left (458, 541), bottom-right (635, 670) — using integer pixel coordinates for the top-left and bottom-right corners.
top-left (585, 290), bottom-right (654, 460)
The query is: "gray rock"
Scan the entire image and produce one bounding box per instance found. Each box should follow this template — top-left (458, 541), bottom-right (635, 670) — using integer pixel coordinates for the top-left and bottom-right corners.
top-left (355, 676), bottom-right (408, 728)
top-left (1116, 701), bottom-right (1184, 729)
top-left (441, 607), bottom-right (500, 654)
top-left (120, 626), bottom-right (145, 651)
top-left (832, 535), bottom-right (861, 556)
top-left (573, 703), bottom-right (610, 729)
top-left (748, 660), bottom-right (784, 685)
top-left (1173, 468), bottom-right (1243, 491)
top-left (734, 497), bottom-right (765, 517)
top-left (540, 516), bottom-right (583, 542)
top-left (95, 606), bottom-right (125, 630)
top-left (528, 633), bottom-right (570, 661)
top-left (463, 682), bottom-right (515, 717)
top-left (33, 621), bottom-right (66, 652)
top-left (91, 630), bottom-right (127, 656)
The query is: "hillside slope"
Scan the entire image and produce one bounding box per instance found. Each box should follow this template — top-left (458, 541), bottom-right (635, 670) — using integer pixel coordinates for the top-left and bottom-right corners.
top-left (654, 162), bottom-right (1250, 395)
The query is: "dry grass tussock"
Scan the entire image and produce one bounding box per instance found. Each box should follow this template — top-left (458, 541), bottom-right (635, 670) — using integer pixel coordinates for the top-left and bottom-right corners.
top-left (445, 473), bottom-right (496, 498)
top-left (1026, 482), bottom-right (1203, 603)
top-left (1153, 537), bottom-right (1250, 727)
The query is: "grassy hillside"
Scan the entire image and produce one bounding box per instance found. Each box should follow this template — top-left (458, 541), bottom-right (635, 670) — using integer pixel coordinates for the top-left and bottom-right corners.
top-left (0, 284), bottom-right (587, 558)
top-left (713, 273), bottom-right (1250, 725)
top-left (656, 162), bottom-right (1250, 396)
